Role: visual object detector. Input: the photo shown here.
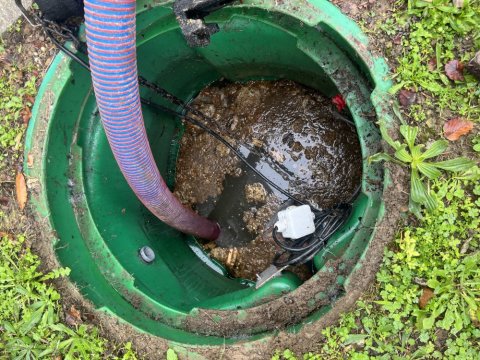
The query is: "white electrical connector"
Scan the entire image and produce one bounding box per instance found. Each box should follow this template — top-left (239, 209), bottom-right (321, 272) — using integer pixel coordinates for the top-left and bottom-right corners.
top-left (274, 205), bottom-right (315, 239)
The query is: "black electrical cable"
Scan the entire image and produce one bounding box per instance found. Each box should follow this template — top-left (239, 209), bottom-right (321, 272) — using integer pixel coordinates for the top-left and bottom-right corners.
top-left (272, 204), bottom-right (353, 267)
top-left (45, 27), bottom-right (90, 71)
top-left (34, 18), bottom-right (318, 206)
top-left (141, 98), bottom-right (309, 205)
top-left (28, 12), bottom-right (308, 205)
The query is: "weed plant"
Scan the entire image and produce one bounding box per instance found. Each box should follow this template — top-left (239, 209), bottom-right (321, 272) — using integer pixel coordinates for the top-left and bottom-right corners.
top-left (274, 171), bottom-right (480, 359)
top-left (0, 233), bottom-right (137, 359)
top-left (391, 0), bottom-right (480, 122)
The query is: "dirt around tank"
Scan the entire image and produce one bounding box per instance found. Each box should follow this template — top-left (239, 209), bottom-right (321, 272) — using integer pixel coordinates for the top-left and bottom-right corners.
top-left (174, 80), bottom-right (362, 281)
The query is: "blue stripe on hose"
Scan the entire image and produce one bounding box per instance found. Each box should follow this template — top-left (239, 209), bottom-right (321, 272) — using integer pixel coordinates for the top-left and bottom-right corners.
top-left (84, 0), bottom-right (220, 240)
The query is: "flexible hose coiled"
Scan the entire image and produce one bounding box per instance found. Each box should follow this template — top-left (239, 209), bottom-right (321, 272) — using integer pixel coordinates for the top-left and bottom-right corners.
top-left (83, 0), bottom-right (220, 240)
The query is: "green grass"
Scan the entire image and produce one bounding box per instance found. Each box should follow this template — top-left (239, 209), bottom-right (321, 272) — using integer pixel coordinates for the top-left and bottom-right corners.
top-left (0, 231), bottom-right (138, 359)
top-left (390, 0), bottom-right (480, 122)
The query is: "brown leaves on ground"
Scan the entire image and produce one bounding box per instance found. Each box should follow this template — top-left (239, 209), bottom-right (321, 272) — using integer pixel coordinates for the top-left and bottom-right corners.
top-left (27, 153), bottom-right (34, 168)
top-left (398, 89), bottom-right (417, 107)
top-left (15, 172), bottom-right (27, 210)
top-left (445, 60), bottom-right (465, 81)
top-left (20, 95), bottom-right (35, 126)
top-left (24, 95), bottom-right (35, 105)
top-left (21, 106), bottom-right (32, 125)
top-left (65, 305), bottom-right (83, 326)
top-left (443, 117), bottom-right (474, 141)
top-left (419, 287), bottom-right (435, 309)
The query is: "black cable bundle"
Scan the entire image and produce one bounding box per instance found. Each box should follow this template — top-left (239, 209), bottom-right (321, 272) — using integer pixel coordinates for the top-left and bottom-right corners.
top-left (272, 204), bottom-right (353, 267)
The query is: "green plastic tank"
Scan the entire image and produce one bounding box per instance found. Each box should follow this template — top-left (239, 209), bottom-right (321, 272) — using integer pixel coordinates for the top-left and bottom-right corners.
top-left (25, 0), bottom-right (395, 354)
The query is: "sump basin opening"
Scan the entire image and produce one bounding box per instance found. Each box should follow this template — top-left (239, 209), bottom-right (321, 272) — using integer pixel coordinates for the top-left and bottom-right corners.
top-left (174, 79), bottom-right (363, 283)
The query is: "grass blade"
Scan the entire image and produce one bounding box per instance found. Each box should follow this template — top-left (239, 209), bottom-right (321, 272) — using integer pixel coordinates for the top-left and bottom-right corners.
top-left (420, 140), bottom-right (448, 160)
top-left (400, 125), bottom-right (418, 150)
top-left (369, 152), bottom-right (404, 165)
top-left (417, 162), bottom-right (442, 179)
top-left (433, 158), bottom-right (475, 172)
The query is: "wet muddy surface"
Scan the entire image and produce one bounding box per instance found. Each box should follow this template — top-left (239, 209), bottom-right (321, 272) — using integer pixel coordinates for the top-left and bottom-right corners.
top-left (174, 80), bottom-right (362, 281)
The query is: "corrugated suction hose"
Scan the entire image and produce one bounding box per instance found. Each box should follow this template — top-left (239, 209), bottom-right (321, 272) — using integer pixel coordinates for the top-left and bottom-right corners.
top-left (83, 0), bottom-right (220, 240)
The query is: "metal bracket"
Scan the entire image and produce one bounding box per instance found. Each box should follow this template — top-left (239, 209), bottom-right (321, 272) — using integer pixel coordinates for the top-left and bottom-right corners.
top-left (173, 0), bottom-right (236, 47)
top-left (255, 265), bottom-right (287, 289)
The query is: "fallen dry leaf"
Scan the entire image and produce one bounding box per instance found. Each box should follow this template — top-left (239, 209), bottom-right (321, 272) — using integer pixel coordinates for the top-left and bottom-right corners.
top-left (445, 60), bottom-right (465, 81)
top-left (443, 117), bottom-right (474, 141)
top-left (27, 153), bottom-right (34, 168)
top-left (427, 58), bottom-right (437, 71)
top-left (64, 313), bottom-right (76, 327)
top-left (24, 95), bottom-right (35, 105)
top-left (392, 34), bottom-right (402, 45)
top-left (68, 305), bottom-right (82, 321)
top-left (21, 107), bottom-right (32, 125)
top-left (419, 287), bottom-right (435, 309)
top-left (84, 312), bottom-right (95, 322)
top-left (15, 172), bottom-right (27, 210)
top-left (398, 89), bottom-right (417, 107)
top-left (453, 0), bottom-right (464, 8)
top-left (65, 305), bottom-right (82, 326)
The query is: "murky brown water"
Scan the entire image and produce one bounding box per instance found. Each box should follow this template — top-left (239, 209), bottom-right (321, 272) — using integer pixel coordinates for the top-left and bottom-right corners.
top-left (174, 80), bottom-right (362, 281)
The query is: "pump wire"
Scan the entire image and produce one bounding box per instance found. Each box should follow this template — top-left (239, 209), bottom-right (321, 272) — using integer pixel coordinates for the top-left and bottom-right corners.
top-left (24, 7), bottom-right (359, 266)
top-left (272, 203), bottom-right (353, 267)
top-left (31, 14), bottom-right (311, 206)
top-left (140, 98), bottom-right (308, 205)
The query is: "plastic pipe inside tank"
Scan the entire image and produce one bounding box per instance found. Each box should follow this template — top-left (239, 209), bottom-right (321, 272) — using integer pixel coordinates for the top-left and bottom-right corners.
top-left (83, 0), bottom-right (220, 240)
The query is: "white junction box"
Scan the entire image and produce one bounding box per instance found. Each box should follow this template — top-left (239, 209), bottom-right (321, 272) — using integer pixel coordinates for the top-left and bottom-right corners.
top-left (274, 205), bottom-right (315, 239)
